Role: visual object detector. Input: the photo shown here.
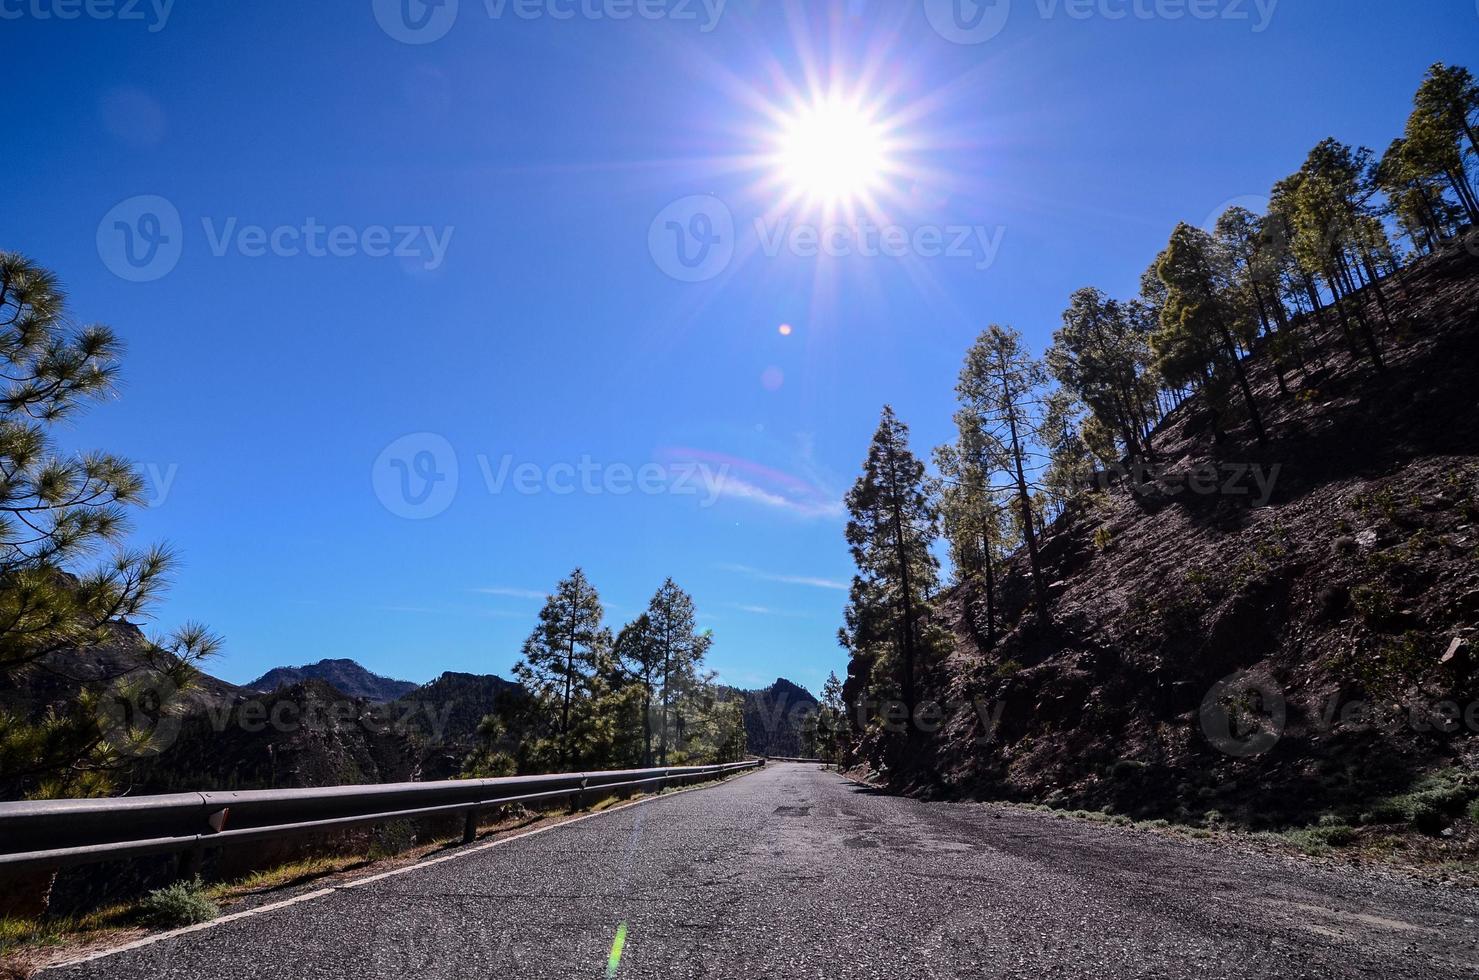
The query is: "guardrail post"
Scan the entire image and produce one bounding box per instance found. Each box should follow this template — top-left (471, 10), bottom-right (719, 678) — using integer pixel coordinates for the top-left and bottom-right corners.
top-left (462, 809), bottom-right (478, 845)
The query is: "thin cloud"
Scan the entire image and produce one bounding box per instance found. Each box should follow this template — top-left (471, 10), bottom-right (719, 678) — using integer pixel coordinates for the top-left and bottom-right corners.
top-left (471, 586), bottom-right (548, 600)
top-left (707, 473), bottom-right (845, 519)
top-left (727, 603), bottom-right (812, 619)
top-left (379, 603), bottom-right (526, 619)
top-left (717, 563), bottom-right (848, 591)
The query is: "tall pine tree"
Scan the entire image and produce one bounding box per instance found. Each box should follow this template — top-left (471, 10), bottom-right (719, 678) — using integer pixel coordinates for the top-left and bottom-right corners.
top-left (643, 578), bottom-right (710, 765)
top-left (841, 407), bottom-right (939, 715)
top-left (513, 568), bottom-right (612, 769)
top-left (956, 327), bottom-right (1054, 628)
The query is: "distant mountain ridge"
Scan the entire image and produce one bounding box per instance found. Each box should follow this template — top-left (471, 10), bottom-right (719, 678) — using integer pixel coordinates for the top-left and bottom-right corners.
top-left (246, 658), bottom-right (417, 703)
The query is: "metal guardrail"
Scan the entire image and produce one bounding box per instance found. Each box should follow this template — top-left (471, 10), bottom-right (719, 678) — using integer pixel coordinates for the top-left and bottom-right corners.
top-left (765, 756), bottom-right (825, 764)
top-left (0, 760), bottom-right (762, 873)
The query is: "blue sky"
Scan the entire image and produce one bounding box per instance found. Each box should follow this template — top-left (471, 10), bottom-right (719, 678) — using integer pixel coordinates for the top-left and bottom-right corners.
top-left (1, 1), bottom-right (1473, 692)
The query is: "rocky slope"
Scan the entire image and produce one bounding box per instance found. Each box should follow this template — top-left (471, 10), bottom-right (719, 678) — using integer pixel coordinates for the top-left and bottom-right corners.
top-left (891, 244), bottom-right (1479, 832)
top-left (738, 678), bottom-right (818, 756)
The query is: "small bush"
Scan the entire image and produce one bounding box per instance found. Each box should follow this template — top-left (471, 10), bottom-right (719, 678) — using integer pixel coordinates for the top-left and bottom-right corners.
top-left (1316, 824), bottom-right (1357, 847)
top-left (1351, 582), bottom-right (1397, 624)
top-left (1468, 799), bottom-right (1479, 823)
top-left (137, 878), bottom-right (217, 929)
top-left (1365, 770), bottom-right (1477, 834)
top-left (369, 819), bottom-right (418, 860)
top-left (1280, 823), bottom-right (1357, 855)
top-left (992, 660), bottom-right (1023, 680)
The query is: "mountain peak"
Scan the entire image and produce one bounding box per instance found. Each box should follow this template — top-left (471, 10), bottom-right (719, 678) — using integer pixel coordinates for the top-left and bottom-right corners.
top-left (246, 659), bottom-right (417, 703)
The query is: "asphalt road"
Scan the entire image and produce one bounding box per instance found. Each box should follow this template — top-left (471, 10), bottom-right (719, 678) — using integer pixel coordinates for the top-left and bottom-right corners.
top-left (51, 763), bottom-right (1479, 978)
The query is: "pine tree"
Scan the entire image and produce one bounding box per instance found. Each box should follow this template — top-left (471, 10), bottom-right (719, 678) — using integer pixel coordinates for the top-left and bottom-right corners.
top-left (1153, 223), bottom-right (1271, 443)
top-left (956, 328), bottom-right (1053, 628)
top-left (841, 407), bottom-right (939, 714)
top-left (0, 253), bottom-right (218, 799)
top-left (643, 578), bottom-right (711, 766)
top-left (669, 679), bottom-right (744, 764)
top-left (513, 568), bottom-right (612, 769)
top-left (934, 437), bottom-right (1017, 651)
top-left (1410, 62), bottom-right (1479, 221)
top-left (814, 670), bottom-right (847, 762)
top-left (1373, 138), bottom-right (1463, 252)
top-left (1046, 288), bottom-right (1157, 461)
top-left (613, 612), bottom-right (660, 765)
top-left (1294, 143), bottom-right (1390, 367)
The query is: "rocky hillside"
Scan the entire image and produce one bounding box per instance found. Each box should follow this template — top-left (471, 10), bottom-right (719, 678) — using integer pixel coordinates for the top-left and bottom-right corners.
top-left (132, 679), bottom-right (421, 792)
top-left (897, 244), bottom-right (1479, 830)
top-left (739, 678), bottom-right (818, 757)
top-left (246, 658), bottom-right (417, 702)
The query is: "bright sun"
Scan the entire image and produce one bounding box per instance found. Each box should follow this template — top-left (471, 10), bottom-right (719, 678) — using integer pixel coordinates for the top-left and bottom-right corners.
top-left (774, 95), bottom-right (889, 207)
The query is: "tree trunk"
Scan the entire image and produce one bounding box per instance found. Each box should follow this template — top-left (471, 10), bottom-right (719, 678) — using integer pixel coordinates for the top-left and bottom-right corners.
top-left (560, 628), bottom-right (576, 768)
top-left (658, 631), bottom-right (672, 765)
top-left (642, 685), bottom-right (653, 767)
top-left (996, 348), bottom-right (1051, 629)
top-left (884, 460), bottom-right (918, 714)
top-left (1215, 319), bottom-right (1268, 444)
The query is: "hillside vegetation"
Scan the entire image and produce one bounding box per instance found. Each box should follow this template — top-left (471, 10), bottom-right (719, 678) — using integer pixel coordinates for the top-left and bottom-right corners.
top-left (923, 244), bottom-right (1478, 827)
top-left (831, 63), bottom-right (1479, 847)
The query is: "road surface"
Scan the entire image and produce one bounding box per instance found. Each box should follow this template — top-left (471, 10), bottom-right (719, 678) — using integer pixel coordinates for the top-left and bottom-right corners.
top-left (51, 763), bottom-right (1479, 978)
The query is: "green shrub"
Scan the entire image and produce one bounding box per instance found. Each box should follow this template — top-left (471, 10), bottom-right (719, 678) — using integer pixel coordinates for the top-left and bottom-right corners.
top-left (1366, 770), bottom-right (1477, 834)
top-left (992, 660), bottom-right (1023, 680)
top-left (369, 819), bottom-right (418, 859)
top-left (1468, 799), bottom-right (1479, 823)
top-left (1282, 823), bottom-right (1357, 854)
top-left (137, 877), bottom-right (217, 929)
top-left (1351, 582), bottom-right (1396, 624)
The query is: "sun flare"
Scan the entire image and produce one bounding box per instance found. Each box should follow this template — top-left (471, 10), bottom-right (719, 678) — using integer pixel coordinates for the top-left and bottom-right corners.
top-left (772, 95), bottom-right (890, 208)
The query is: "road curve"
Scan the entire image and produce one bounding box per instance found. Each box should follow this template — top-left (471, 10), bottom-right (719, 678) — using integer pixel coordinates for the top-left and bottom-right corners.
top-left (50, 763), bottom-right (1479, 978)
